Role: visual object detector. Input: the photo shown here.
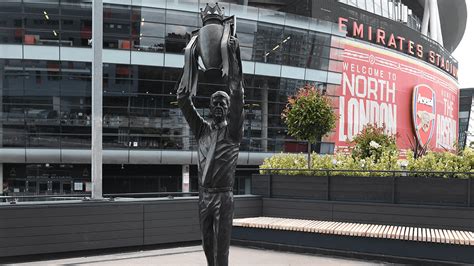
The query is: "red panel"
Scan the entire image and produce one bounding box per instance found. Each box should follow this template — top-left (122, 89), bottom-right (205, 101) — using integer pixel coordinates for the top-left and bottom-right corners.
top-left (330, 39), bottom-right (459, 153)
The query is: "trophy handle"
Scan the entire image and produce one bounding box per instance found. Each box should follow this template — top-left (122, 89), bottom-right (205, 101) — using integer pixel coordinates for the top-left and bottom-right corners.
top-left (223, 16), bottom-right (236, 37)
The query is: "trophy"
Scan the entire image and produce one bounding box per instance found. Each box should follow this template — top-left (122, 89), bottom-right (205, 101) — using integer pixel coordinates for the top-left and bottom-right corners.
top-left (179, 3), bottom-right (238, 96)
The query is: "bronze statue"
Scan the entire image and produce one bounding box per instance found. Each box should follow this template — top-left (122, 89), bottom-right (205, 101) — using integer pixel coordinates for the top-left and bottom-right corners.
top-left (176, 3), bottom-right (244, 266)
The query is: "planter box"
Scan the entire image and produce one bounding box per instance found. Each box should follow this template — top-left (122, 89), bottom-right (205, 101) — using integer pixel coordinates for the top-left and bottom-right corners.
top-left (252, 174), bottom-right (473, 207)
top-left (251, 174), bottom-right (271, 197)
top-left (396, 177), bottom-right (469, 206)
top-left (330, 175), bottom-right (393, 203)
top-left (272, 175), bottom-right (327, 200)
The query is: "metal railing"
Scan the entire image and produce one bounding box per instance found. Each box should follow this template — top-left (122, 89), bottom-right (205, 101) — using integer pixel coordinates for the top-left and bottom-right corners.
top-left (0, 191), bottom-right (203, 205)
top-left (256, 168), bottom-right (474, 178)
top-left (0, 194), bottom-right (92, 204)
top-left (104, 191), bottom-right (199, 199)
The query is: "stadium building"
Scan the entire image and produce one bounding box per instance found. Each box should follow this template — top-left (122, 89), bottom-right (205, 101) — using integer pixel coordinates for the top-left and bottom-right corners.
top-left (0, 0), bottom-right (466, 196)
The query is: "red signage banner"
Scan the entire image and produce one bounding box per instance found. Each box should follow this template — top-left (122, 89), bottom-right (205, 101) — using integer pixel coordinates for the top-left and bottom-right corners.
top-left (332, 39), bottom-right (459, 153)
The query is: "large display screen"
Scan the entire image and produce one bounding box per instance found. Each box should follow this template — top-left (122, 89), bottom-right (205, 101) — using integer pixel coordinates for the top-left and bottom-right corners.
top-left (332, 39), bottom-right (459, 153)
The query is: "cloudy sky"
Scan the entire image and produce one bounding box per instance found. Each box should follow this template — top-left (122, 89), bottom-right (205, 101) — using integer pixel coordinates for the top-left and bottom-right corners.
top-left (452, 1), bottom-right (473, 88)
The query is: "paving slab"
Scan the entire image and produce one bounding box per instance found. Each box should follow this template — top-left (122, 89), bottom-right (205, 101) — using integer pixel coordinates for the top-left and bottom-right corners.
top-left (8, 245), bottom-right (387, 266)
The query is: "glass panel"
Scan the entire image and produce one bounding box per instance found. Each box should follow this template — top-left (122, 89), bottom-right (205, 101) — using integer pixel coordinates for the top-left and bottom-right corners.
top-left (285, 13), bottom-right (309, 29)
top-left (61, 16), bottom-right (92, 32)
top-left (38, 182), bottom-right (49, 194)
top-left (166, 10), bottom-right (198, 26)
top-left (61, 0), bottom-right (92, 17)
top-left (228, 4), bottom-right (258, 21)
top-left (0, 12), bottom-right (23, 28)
top-left (132, 0), bottom-right (166, 9)
top-left (133, 22), bottom-right (165, 38)
top-left (51, 181), bottom-right (60, 193)
top-left (382, 0), bottom-right (389, 17)
top-left (61, 30), bottom-right (90, 47)
top-left (281, 27), bottom-right (308, 67)
top-left (236, 19), bottom-right (257, 34)
top-left (166, 0), bottom-right (199, 13)
top-left (24, 30), bottom-right (60, 46)
top-left (366, 0), bottom-right (375, 12)
top-left (357, 0), bottom-right (366, 10)
top-left (24, 0), bottom-right (60, 15)
top-left (104, 4), bottom-right (131, 21)
top-left (131, 6), bottom-right (165, 23)
top-left (63, 182), bottom-right (72, 194)
top-left (235, 32), bottom-right (254, 47)
top-left (258, 8), bottom-right (285, 25)
top-left (27, 181), bottom-right (37, 193)
top-left (253, 23), bottom-right (283, 64)
top-left (165, 24), bottom-right (194, 53)
top-left (0, 0), bottom-right (22, 13)
top-left (0, 28), bottom-right (23, 44)
top-left (61, 134), bottom-right (91, 148)
top-left (132, 36), bottom-right (165, 52)
top-left (104, 21), bottom-right (131, 36)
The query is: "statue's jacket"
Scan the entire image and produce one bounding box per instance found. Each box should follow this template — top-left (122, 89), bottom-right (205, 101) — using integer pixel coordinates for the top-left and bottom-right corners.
top-left (177, 86), bottom-right (244, 189)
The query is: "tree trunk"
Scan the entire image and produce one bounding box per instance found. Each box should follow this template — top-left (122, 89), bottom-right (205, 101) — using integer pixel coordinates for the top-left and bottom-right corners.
top-left (307, 142), bottom-right (311, 169)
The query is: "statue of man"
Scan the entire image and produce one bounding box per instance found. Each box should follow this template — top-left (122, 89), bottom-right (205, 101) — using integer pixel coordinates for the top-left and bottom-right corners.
top-left (176, 4), bottom-right (244, 265)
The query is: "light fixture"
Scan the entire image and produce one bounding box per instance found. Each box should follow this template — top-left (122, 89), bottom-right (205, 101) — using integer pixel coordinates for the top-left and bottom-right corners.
top-left (53, 30), bottom-right (58, 37)
top-left (43, 10), bottom-right (49, 20)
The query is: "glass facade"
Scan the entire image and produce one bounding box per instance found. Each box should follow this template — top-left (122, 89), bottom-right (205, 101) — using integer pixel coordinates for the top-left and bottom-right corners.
top-left (338, 0), bottom-right (422, 32)
top-left (458, 88), bottom-right (474, 149)
top-left (0, 0), bottom-right (344, 154)
top-left (0, 0), bottom-right (345, 196)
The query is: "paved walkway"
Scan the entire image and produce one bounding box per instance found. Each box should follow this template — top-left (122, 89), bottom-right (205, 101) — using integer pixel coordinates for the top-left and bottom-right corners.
top-left (9, 245), bottom-right (386, 266)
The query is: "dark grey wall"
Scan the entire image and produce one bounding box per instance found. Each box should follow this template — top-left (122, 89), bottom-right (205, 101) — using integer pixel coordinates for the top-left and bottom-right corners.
top-left (0, 195), bottom-right (262, 258)
top-left (253, 174), bottom-right (473, 207)
top-left (263, 198), bottom-right (474, 231)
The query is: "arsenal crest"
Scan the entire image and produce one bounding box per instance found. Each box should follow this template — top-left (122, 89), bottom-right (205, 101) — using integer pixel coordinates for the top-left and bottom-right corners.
top-left (412, 84), bottom-right (436, 147)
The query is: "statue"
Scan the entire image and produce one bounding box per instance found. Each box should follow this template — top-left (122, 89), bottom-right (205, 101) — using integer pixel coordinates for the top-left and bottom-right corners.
top-left (176, 3), bottom-right (244, 266)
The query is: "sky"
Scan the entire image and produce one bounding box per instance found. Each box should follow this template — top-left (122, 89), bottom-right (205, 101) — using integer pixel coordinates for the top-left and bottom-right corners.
top-left (452, 1), bottom-right (474, 88)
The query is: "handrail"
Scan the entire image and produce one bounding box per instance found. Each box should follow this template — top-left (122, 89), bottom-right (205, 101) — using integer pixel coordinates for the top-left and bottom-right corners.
top-left (245, 167), bottom-right (474, 176)
top-left (0, 194), bottom-right (91, 199)
top-left (104, 192), bottom-right (199, 197)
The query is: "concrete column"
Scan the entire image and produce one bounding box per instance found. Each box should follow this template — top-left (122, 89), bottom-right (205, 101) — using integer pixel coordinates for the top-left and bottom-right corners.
top-left (431, 0), bottom-right (443, 46)
top-left (91, 0), bottom-right (103, 199)
top-left (182, 165), bottom-right (190, 192)
top-left (428, 0), bottom-right (438, 42)
top-left (421, 0), bottom-right (430, 36)
top-left (261, 81), bottom-right (268, 152)
top-left (466, 95), bottom-right (474, 147)
top-left (0, 62), bottom-right (3, 148)
top-left (0, 164), bottom-right (3, 195)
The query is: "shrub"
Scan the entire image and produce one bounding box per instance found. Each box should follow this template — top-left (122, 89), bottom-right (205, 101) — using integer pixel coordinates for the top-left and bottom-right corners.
top-left (406, 151), bottom-right (471, 178)
top-left (259, 148), bottom-right (473, 179)
top-left (351, 124), bottom-right (397, 163)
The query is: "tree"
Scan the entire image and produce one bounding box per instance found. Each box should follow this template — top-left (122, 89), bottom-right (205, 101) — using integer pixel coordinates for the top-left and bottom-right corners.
top-left (281, 84), bottom-right (337, 168)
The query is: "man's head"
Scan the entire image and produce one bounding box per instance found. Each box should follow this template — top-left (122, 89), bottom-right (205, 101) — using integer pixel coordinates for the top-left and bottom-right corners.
top-left (210, 91), bottom-right (230, 123)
